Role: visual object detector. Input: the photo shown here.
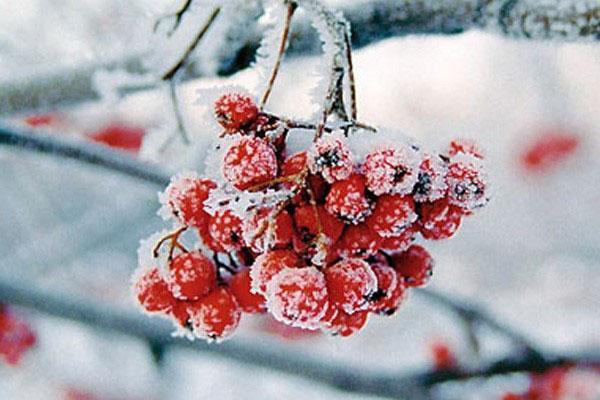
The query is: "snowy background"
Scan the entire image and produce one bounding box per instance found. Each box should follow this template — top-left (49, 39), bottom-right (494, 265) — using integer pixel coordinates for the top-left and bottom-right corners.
top-left (0, 0), bottom-right (599, 399)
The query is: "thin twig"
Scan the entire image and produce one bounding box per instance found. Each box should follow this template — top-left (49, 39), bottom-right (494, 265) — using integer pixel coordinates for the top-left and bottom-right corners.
top-left (168, 78), bottom-right (190, 144)
top-left (153, 0), bottom-right (193, 37)
top-left (343, 28), bottom-right (357, 122)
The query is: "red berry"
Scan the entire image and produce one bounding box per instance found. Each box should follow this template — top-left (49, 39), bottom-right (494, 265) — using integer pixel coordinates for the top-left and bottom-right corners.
top-left (223, 136), bottom-right (278, 190)
top-left (133, 267), bottom-right (177, 313)
top-left (392, 245), bottom-right (434, 287)
top-left (368, 263), bottom-right (406, 315)
top-left (294, 204), bottom-right (344, 244)
top-left (380, 224), bottom-right (417, 253)
top-left (365, 194), bottom-right (417, 237)
top-left (214, 93), bottom-right (259, 132)
top-left (250, 249), bottom-right (301, 295)
top-left (447, 138), bottom-right (484, 159)
top-left (0, 307), bottom-right (36, 365)
top-left (363, 144), bottom-right (420, 196)
top-left (160, 174), bottom-right (216, 228)
top-left (500, 394), bottom-right (522, 400)
top-left (326, 309), bottom-right (368, 337)
top-left (168, 252), bottom-right (217, 301)
top-left (325, 258), bottom-right (377, 314)
top-left (413, 154), bottom-right (448, 203)
top-left (266, 267), bottom-right (329, 329)
top-left (336, 224), bottom-right (382, 258)
top-left (418, 197), bottom-right (463, 240)
top-left (229, 268), bottom-right (266, 313)
top-left (281, 151), bottom-right (308, 178)
top-left (243, 208), bottom-right (294, 252)
top-left (446, 153), bottom-right (488, 211)
top-left (208, 209), bottom-right (244, 251)
top-left (198, 226), bottom-right (226, 253)
top-left (429, 339), bottom-right (458, 371)
top-left (520, 131), bottom-right (579, 173)
top-left (188, 286), bottom-right (241, 341)
top-left (89, 123), bottom-right (145, 153)
top-left (309, 134), bottom-right (354, 183)
top-left (170, 300), bottom-right (191, 327)
top-left (325, 174), bottom-right (371, 224)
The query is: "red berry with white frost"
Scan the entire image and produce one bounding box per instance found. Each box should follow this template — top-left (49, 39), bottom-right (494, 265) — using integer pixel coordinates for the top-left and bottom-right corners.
top-left (362, 144), bottom-right (420, 196)
top-left (266, 267), bottom-right (329, 330)
top-left (250, 249), bottom-right (301, 295)
top-left (325, 173), bottom-right (372, 224)
top-left (133, 267), bottom-right (177, 313)
top-left (326, 309), bottom-right (368, 337)
top-left (208, 209), bottom-right (244, 251)
top-left (229, 268), bottom-right (266, 313)
top-left (445, 153), bottom-right (488, 211)
top-left (187, 286), bottom-right (241, 341)
top-left (243, 208), bottom-right (294, 253)
top-left (214, 93), bottom-right (259, 132)
top-left (167, 252), bottom-right (217, 301)
top-left (418, 197), bottom-right (463, 240)
top-left (392, 245), bottom-right (434, 288)
top-left (366, 194), bottom-right (417, 237)
top-left (160, 173), bottom-right (216, 228)
top-left (223, 136), bottom-right (278, 190)
top-left (336, 224), bottom-right (382, 258)
top-left (294, 204), bottom-right (344, 244)
top-left (448, 138), bottom-right (483, 159)
top-left (368, 264), bottom-right (407, 316)
top-left (413, 154), bottom-right (448, 203)
top-left (309, 134), bottom-right (354, 183)
top-left (325, 258), bottom-right (377, 314)
top-left (380, 224), bottom-right (417, 253)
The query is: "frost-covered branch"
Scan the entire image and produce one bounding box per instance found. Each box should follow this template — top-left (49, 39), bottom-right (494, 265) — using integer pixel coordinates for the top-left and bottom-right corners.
top-left (1, 0), bottom-right (597, 117)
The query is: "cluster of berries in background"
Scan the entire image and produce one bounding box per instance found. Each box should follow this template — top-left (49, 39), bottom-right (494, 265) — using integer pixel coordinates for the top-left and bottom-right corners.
top-left (132, 92), bottom-right (489, 342)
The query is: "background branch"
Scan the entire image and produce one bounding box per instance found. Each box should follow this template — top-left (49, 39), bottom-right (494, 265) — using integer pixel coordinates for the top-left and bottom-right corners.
top-left (1, 0), bottom-right (597, 117)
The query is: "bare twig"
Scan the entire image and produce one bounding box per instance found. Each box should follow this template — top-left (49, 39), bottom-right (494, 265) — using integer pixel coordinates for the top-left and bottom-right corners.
top-left (167, 78), bottom-right (190, 144)
top-left (154, 0), bottom-right (193, 37)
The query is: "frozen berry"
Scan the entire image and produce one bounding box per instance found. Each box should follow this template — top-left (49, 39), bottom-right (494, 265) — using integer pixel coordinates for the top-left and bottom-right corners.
top-left (363, 144), bottom-right (420, 196)
top-left (294, 204), bottom-right (344, 244)
top-left (223, 136), bottom-right (278, 190)
top-left (325, 258), bottom-right (377, 314)
top-left (325, 174), bottom-right (371, 224)
top-left (133, 267), bottom-right (177, 313)
top-left (250, 250), bottom-right (301, 295)
top-left (243, 208), bottom-right (294, 253)
top-left (418, 197), bottom-right (463, 240)
top-left (368, 263), bottom-right (406, 315)
top-left (309, 134), bottom-right (354, 183)
top-left (214, 93), bottom-right (259, 132)
top-left (326, 309), bottom-right (368, 337)
top-left (198, 226), bottom-right (226, 253)
top-left (168, 252), bottom-right (217, 301)
top-left (381, 224), bottom-right (418, 253)
top-left (447, 138), bottom-right (484, 159)
top-left (446, 153), bottom-right (488, 211)
top-left (229, 268), bottom-right (266, 313)
top-left (188, 286), bottom-right (241, 341)
top-left (336, 224), bottom-right (382, 258)
top-left (366, 194), bottom-right (417, 237)
top-left (413, 154), bottom-right (447, 203)
top-left (392, 245), bottom-right (434, 287)
top-left (208, 209), bottom-right (244, 251)
top-left (160, 173), bottom-right (216, 228)
top-left (170, 300), bottom-right (191, 327)
top-left (266, 267), bottom-right (329, 329)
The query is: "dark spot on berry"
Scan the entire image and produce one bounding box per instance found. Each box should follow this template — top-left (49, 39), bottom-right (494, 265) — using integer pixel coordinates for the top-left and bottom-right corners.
top-left (316, 149), bottom-right (341, 167)
top-left (414, 172), bottom-right (432, 196)
top-left (393, 167), bottom-right (408, 184)
top-left (367, 289), bottom-right (387, 302)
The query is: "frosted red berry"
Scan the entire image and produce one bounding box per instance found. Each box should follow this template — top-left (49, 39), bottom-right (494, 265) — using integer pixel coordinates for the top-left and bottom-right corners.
top-left (447, 138), bottom-right (484, 159)
top-left (368, 263), bottom-right (406, 315)
top-left (363, 144), bottom-right (420, 196)
top-left (266, 267), bottom-right (329, 329)
top-left (229, 268), bottom-right (267, 313)
top-left (161, 174), bottom-right (216, 228)
top-left (418, 197), bottom-right (463, 240)
top-left (325, 258), bottom-right (377, 314)
top-left (214, 93), bottom-right (259, 132)
top-left (413, 154), bottom-right (447, 203)
top-left (198, 226), bottom-right (226, 253)
top-left (208, 209), bottom-right (244, 251)
top-left (250, 249), bottom-right (301, 295)
top-left (170, 300), bottom-right (191, 327)
top-left (326, 309), bottom-right (368, 337)
top-left (309, 134), bottom-right (354, 183)
top-left (336, 224), bottom-right (382, 258)
top-left (167, 252), bottom-right (217, 301)
top-left (381, 224), bottom-right (417, 253)
top-left (325, 174), bottom-right (371, 224)
top-left (446, 153), bottom-right (488, 211)
top-left (294, 204), bottom-right (344, 244)
top-left (366, 194), bottom-right (417, 237)
top-left (133, 267), bottom-right (177, 313)
top-left (243, 208), bottom-right (294, 253)
top-left (223, 136), bottom-right (278, 190)
top-left (188, 286), bottom-right (241, 341)
top-left (392, 245), bottom-right (434, 287)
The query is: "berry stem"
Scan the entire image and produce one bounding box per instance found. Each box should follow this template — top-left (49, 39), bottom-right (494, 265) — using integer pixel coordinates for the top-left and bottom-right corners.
top-left (152, 226), bottom-right (188, 260)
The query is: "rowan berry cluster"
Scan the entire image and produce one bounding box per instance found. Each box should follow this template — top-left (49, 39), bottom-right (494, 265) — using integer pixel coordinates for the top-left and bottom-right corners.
top-left (131, 92), bottom-right (489, 342)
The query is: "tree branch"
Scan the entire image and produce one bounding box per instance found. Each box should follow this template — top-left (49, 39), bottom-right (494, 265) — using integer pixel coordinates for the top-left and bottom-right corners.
top-left (1, 0), bottom-right (597, 117)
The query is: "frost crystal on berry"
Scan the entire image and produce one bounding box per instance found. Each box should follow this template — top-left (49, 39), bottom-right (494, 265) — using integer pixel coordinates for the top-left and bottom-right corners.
top-left (266, 267), bottom-right (329, 330)
top-left (158, 172), bottom-right (216, 228)
top-left (381, 224), bottom-right (418, 253)
top-left (250, 249), bottom-right (300, 295)
top-left (242, 208), bottom-right (294, 253)
top-left (309, 134), bottom-right (354, 183)
top-left (448, 138), bottom-right (484, 159)
top-left (325, 174), bottom-right (371, 224)
top-left (325, 258), bottom-right (377, 314)
top-left (336, 224), bottom-right (382, 258)
top-left (413, 154), bottom-right (448, 203)
top-left (446, 153), bottom-right (488, 211)
top-left (208, 209), bottom-right (244, 251)
top-left (167, 252), bottom-right (217, 301)
top-left (363, 144), bottom-right (420, 196)
top-left (419, 197), bottom-right (463, 240)
top-left (366, 194), bottom-right (417, 237)
top-left (223, 136), bottom-right (278, 190)
top-left (132, 267), bottom-right (176, 314)
top-left (214, 93), bottom-right (259, 132)
top-left (188, 287), bottom-right (241, 342)
top-left (326, 309), bottom-right (369, 337)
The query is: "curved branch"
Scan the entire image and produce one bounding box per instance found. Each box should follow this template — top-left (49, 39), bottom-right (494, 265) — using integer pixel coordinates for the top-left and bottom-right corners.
top-left (1, 0), bottom-right (597, 117)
